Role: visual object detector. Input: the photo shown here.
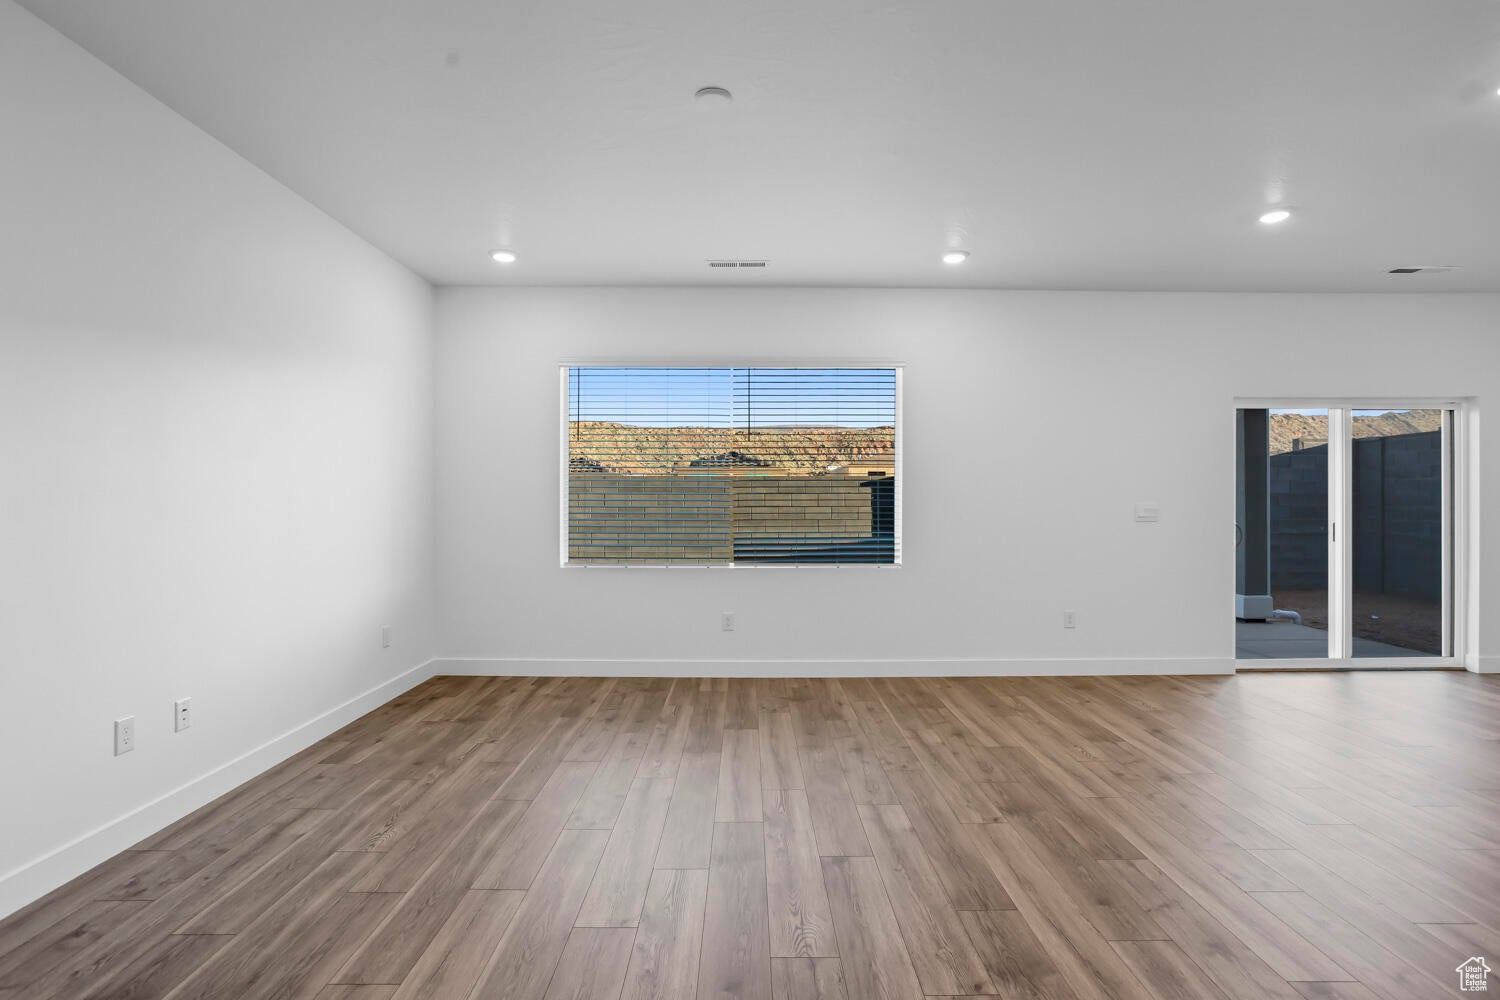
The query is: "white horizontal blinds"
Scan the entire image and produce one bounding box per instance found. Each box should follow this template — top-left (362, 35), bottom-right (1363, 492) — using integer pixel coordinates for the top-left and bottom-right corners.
top-left (732, 368), bottom-right (896, 564)
top-left (566, 366), bottom-right (898, 565)
top-left (569, 367), bottom-right (735, 564)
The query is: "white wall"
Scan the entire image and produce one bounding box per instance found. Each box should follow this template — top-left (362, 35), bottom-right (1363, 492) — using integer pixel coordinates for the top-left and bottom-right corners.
top-left (435, 286), bottom-right (1496, 675)
top-left (0, 1), bottom-right (436, 917)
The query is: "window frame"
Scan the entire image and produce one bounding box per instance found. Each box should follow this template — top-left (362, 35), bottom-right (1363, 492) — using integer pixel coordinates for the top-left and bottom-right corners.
top-left (558, 362), bottom-right (903, 569)
top-left (1232, 395), bottom-right (1471, 670)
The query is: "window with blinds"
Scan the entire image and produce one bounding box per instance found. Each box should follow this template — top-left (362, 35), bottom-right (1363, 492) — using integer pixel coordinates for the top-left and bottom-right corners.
top-left (564, 366), bottom-right (900, 566)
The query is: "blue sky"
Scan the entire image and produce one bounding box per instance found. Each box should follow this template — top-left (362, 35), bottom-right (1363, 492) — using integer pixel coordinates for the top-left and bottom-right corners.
top-left (568, 367), bottom-right (897, 428)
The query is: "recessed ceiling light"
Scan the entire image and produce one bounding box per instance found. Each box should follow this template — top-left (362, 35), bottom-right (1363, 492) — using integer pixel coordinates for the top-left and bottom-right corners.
top-left (942, 250), bottom-right (970, 265)
top-left (695, 86), bottom-right (733, 103)
top-left (1259, 208), bottom-right (1293, 225)
top-left (490, 249), bottom-right (518, 264)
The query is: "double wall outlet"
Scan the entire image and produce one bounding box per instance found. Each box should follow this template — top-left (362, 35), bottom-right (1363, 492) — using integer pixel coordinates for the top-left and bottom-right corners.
top-left (381, 625), bottom-right (391, 648)
top-left (175, 698), bottom-right (192, 732)
top-left (114, 717), bottom-right (135, 755)
top-left (721, 612), bottom-right (736, 632)
top-left (1063, 609), bottom-right (1078, 629)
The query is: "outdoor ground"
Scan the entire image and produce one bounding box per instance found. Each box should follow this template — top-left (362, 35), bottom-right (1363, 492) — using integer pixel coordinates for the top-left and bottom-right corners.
top-left (1269, 588), bottom-right (1443, 655)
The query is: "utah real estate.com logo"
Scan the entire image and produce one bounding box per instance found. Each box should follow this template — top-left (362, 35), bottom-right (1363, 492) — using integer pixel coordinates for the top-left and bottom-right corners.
top-left (1458, 957), bottom-right (1491, 992)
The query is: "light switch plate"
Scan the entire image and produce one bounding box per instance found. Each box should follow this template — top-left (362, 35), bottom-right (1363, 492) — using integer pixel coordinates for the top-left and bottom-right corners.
top-left (1135, 502), bottom-right (1160, 522)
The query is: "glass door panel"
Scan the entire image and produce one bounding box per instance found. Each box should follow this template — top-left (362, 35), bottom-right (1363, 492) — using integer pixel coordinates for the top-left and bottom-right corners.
top-left (1349, 408), bottom-right (1449, 659)
top-left (1235, 408), bottom-right (1329, 660)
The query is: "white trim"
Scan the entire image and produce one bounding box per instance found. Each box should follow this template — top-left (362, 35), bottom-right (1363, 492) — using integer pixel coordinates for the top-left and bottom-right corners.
top-left (894, 365), bottom-right (904, 566)
top-left (431, 656), bottom-right (1234, 678)
top-left (557, 357), bottom-right (909, 369)
top-left (558, 566), bottom-right (900, 575)
top-left (1452, 405), bottom-right (1476, 668)
top-left (1236, 396), bottom-right (1466, 410)
top-left (1328, 407), bottom-right (1351, 661)
top-left (1441, 409), bottom-right (1454, 658)
top-left (1462, 404), bottom-right (1481, 671)
top-left (1237, 657), bottom-right (1465, 671)
top-left (559, 366), bottom-right (570, 567)
top-left (0, 657), bottom-right (438, 922)
top-left (1472, 656), bottom-right (1499, 675)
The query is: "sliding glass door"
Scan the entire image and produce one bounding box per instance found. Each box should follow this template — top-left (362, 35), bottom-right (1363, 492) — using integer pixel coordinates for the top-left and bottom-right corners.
top-left (1234, 403), bottom-right (1457, 666)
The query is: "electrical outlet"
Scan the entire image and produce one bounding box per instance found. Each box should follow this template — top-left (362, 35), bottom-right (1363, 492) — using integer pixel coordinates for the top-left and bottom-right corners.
top-left (175, 698), bottom-right (191, 732)
top-left (115, 716), bottom-right (135, 755)
top-left (721, 612), bottom-right (736, 632)
top-left (1063, 609), bottom-right (1077, 629)
top-left (381, 625), bottom-right (391, 649)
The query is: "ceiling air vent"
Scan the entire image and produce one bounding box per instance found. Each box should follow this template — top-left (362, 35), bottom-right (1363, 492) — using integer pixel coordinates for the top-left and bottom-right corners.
top-left (1388, 265), bottom-right (1460, 274)
top-left (707, 260), bottom-right (768, 268)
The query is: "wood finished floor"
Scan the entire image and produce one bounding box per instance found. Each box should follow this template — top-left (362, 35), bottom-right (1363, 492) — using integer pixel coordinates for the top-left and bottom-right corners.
top-left (3, 672), bottom-right (1499, 1000)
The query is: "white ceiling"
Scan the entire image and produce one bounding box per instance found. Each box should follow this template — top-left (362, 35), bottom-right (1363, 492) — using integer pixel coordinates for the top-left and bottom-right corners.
top-left (19, 0), bottom-right (1500, 290)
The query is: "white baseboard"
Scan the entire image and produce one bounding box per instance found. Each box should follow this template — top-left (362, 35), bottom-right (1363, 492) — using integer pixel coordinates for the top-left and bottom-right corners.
top-left (1470, 656), bottom-right (1498, 674)
top-left (431, 656), bottom-right (1234, 678)
top-left (0, 657), bottom-right (438, 922)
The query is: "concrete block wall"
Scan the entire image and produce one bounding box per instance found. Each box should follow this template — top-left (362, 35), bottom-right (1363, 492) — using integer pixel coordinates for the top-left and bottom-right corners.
top-left (1269, 430), bottom-right (1442, 598)
top-left (567, 473), bottom-right (894, 563)
top-left (1352, 431), bottom-right (1443, 601)
top-left (568, 473), bottom-right (733, 562)
top-left (731, 476), bottom-right (894, 561)
top-left (1269, 445), bottom-right (1330, 589)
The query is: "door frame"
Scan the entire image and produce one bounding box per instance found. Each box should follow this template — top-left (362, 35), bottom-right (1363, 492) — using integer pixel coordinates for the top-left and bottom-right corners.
top-left (1233, 397), bottom-right (1470, 671)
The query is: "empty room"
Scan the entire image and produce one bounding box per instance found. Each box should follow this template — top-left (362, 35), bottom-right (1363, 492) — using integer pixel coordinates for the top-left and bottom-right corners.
top-left (3, 1), bottom-right (1499, 998)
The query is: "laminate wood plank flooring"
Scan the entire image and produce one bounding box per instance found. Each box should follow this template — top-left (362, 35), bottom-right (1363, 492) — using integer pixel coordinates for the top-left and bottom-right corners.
top-left (577, 777), bottom-right (676, 927)
top-left (468, 827), bottom-right (609, 1000)
top-left (541, 927), bottom-right (636, 1000)
top-left (856, 803), bottom-right (993, 995)
top-left (763, 790), bottom-right (836, 958)
top-left (334, 797), bottom-right (529, 985)
top-left (769, 957), bottom-right (847, 1000)
top-left (3, 671), bottom-right (1497, 998)
top-left (797, 748), bottom-right (870, 858)
top-left (820, 855), bottom-right (924, 1000)
top-left (654, 752), bottom-right (720, 870)
top-left (698, 823), bottom-right (772, 1000)
top-left (717, 729), bottom-right (764, 822)
top-left (620, 868), bottom-right (708, 1000)
top-left (386, 889), bottom-right (522, 1000)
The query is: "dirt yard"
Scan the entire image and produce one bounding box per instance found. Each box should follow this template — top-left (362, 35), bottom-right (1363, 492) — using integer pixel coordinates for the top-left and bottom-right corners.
top-left (1272, 589), bottom-right (1443, 654)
